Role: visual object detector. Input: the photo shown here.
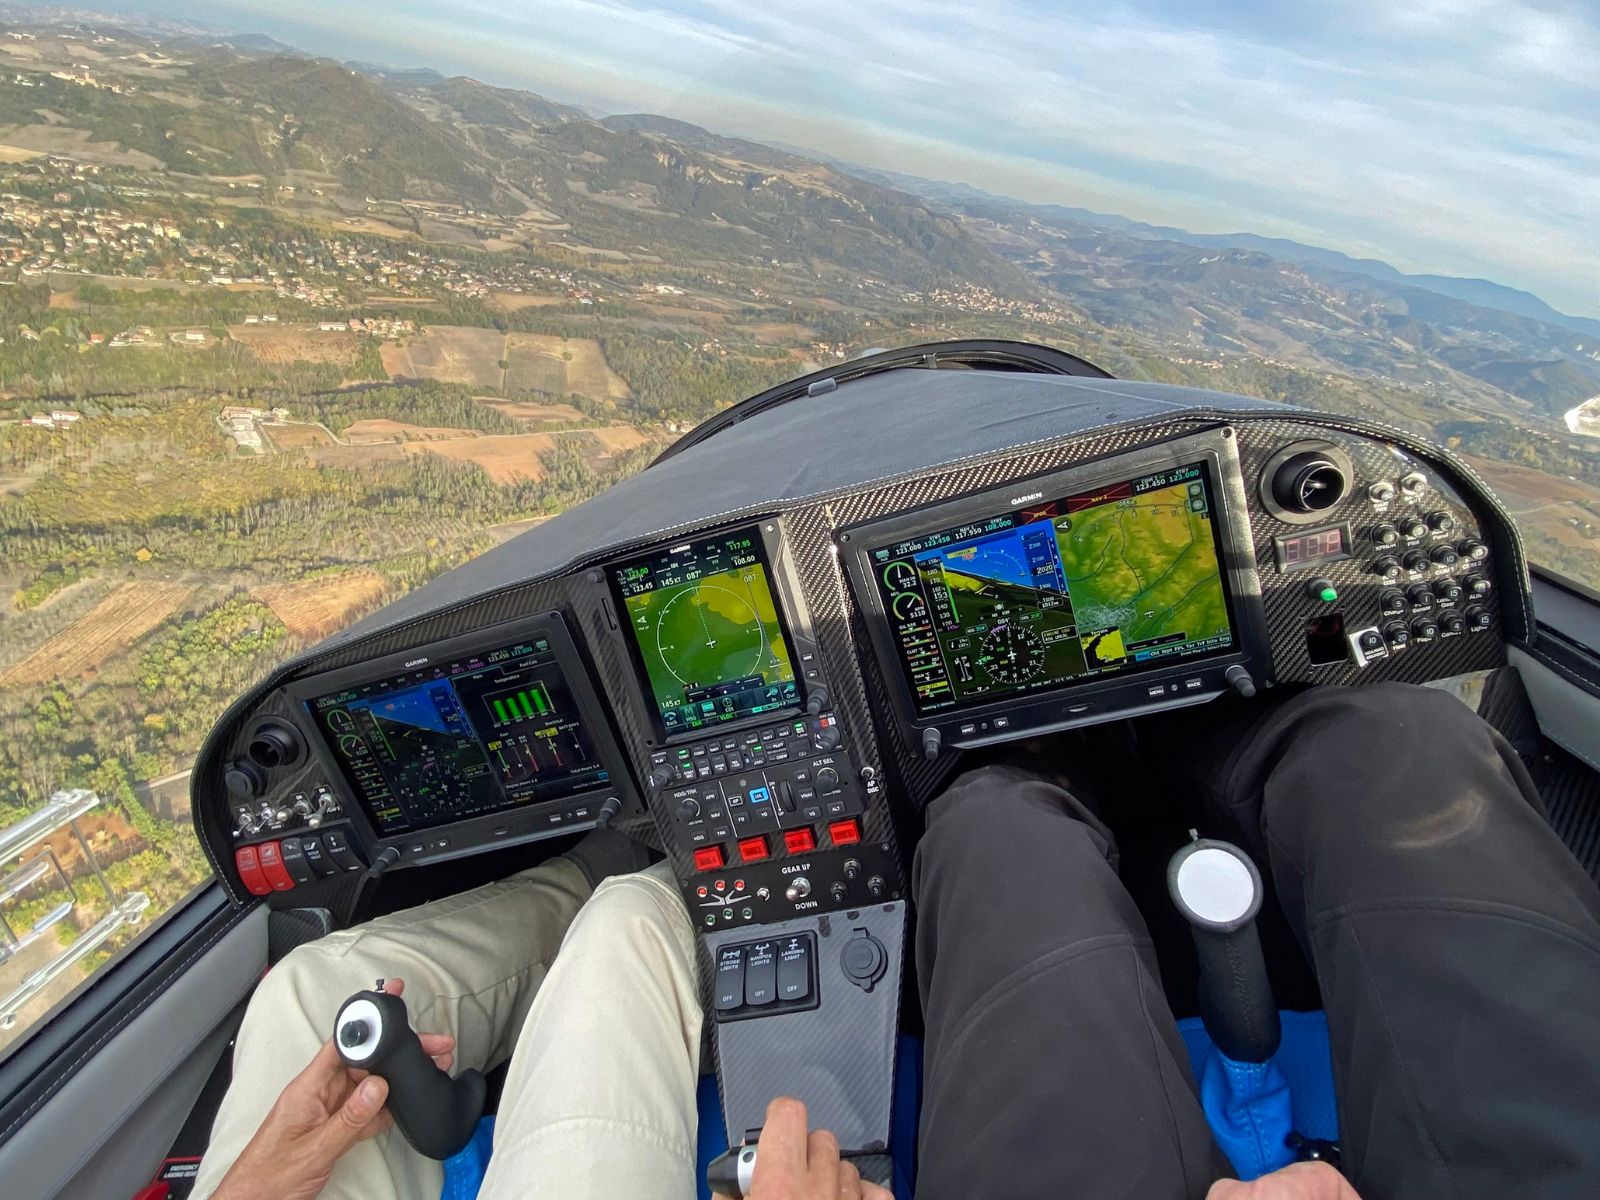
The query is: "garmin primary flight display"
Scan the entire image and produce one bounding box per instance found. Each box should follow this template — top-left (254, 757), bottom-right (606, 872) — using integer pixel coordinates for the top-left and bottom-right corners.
top-left (306, 630), bottom-right (611, 835)
top-left (867, 462), bottom-right (1238, 716)
top-left (612, 527), bottom-right (800, 735)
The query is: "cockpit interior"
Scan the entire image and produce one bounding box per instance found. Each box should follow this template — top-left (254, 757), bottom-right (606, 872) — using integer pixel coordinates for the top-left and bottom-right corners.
top-left (7, 341), bottom-right (1600, 1199)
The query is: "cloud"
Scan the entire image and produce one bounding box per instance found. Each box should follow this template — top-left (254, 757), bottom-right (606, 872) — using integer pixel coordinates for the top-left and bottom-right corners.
top-left (133, 0), bottom-right (1600, 314)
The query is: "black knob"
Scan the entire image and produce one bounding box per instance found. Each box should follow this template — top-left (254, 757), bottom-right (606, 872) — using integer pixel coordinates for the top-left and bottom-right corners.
top-left (1368, 481), bottom-right (1396, 504)
top-left (1434, 579), bottom-right (1463, 604)
top-left (1406, 583), bottom-right (1435, 609)
top-left (1458, 539), bottom-right (1488, 562)
top-left (1441, 612), bottom-right (1465, 636)
top-left (830, 881), bottom-right (847, 902)
top-left (647, 765), bottom-right (675, 789)
top-left (1382, 621), bottom-right (1411, 650)
top-left (842, 857), bottom-right (861, 881)
top-left (805, 686), bottom-right (831, 715)
top-left (1373, 556), bottom-right (1403, 581)
top-left (814, 766), bottom-right (840, 792)
top-left (1400, 471), bottom-right (1427, 496)
top-left (248, 721), bottom-right (304, 770)
top-left (1403, 519), bottom-right (1428, 540)
top-left (1379, 589), bottom-right (1409, 617)
top-left (1430, 544), bottom-right (1459, 568)
top-left (1372, 523), bottom-right (1400, 547)
top-left (1411, 615), bottom-right (1439, 641)
top-left (1271, 453), bottom-right (1348, 514)
top-left (676, 797), bottom-right (701, 820)
top-left (1465, 606), bottom-right (1492, 631)
top-left (1465, 574), bottom-right (1492, 597)
top-left (225, 760), bottom-right (265, 798)
top-left (1427, 511), bottom-right (1456, 534)
top-left (1402, 551), bottom-right (1430, 574)
top-left (812, 726), bottom-right (841, 753)
top-left (866, 875), bottom-right (886, 899)
top-left (1224, 665), bottom-right (1256, 698)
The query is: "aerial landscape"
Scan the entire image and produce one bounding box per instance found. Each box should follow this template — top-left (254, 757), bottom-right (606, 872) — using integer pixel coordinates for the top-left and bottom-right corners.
top-left (0, 10), bottom-right (1595, 1044)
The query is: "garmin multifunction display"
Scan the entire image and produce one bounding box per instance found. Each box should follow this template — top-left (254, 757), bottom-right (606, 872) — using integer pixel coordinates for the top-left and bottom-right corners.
top-left (868, 462), bottom-right (1238, 716)
top-left (308, 634), bottom-right (610, 835)
top-left (612, 528), bottom-right (799, 735)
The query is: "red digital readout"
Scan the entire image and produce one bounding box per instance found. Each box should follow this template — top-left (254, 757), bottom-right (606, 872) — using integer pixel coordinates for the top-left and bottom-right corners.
top-left (1282, 528), bottom-right (1346, 565)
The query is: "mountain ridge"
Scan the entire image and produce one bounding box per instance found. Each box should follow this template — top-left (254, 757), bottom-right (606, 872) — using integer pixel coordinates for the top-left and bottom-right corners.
top-left (837, 165), bottom-right (1600, 339)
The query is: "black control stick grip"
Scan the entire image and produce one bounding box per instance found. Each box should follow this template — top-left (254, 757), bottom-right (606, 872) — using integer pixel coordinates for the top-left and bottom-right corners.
top-left (1168, 836), bottom-right (1281, 1064)
top-left (334, 987), bottom-right (486, 1159)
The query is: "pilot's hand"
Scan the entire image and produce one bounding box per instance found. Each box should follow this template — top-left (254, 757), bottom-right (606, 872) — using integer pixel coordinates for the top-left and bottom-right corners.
top-left (720, 1097), bottom-right (893, 1200)
top-left (1207, 1162), bottom-right (1362, 1200)
top-left (211, 978), bottom-right (455, 1200)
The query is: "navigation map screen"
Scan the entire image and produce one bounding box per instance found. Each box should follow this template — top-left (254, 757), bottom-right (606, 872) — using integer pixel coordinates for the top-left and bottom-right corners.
top-left (611, 528), bottom-right (800, 735)
top-left (868, 462), bottom-right (1237, 716)
top-left (307, 633), bottom-right (610, 835)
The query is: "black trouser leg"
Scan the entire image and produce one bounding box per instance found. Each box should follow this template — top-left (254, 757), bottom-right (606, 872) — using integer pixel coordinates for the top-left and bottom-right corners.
top-left (1197, 683), bottom-right (1600, 1199)
top-left (913, 765), bottom-right (1229, 1200)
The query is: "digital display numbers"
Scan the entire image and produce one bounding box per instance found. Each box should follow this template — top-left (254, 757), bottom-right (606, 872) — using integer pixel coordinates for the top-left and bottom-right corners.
top-left (1274, 526), bottom-right (1350, 571)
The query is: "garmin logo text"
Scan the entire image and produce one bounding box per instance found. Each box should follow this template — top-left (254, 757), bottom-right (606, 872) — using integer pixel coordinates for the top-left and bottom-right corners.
top-left (1010, 491), bottom-right (1044, 507)
top-left (404, 657), bottom-right (429, 668)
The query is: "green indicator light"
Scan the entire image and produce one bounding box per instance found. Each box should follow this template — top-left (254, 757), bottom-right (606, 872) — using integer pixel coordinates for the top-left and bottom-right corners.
top-left (1320, 585), bottom-right (1339, 603)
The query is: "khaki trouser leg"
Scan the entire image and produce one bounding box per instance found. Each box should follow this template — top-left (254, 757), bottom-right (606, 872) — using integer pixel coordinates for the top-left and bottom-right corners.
top-left (481, 860), bottom-right (703, 1200)
top-left (192, 856), bottom-right (591, 1200)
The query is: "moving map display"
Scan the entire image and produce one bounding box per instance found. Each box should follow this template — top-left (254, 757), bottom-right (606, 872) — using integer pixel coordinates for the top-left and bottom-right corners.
top-left (612, 529), bottom-right (799, 734)
top-left (868, 462), bottom-right (1237, 715)
top-left (307, 634), bottom-right (610, 835)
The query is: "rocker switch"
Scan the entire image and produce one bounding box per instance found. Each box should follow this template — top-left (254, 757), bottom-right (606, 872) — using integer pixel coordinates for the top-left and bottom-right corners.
top-left (744, 941), bottom-right (777, 1006)
top-left (777, 935), bottom-right (812, 1002)
top-left (714, 945), bottom-right (746, 1013)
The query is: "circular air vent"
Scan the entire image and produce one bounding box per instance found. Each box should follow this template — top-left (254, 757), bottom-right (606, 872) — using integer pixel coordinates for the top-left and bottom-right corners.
top-left (1259, 441), bottom-right (1354, 524)
top-left (247, 720), bottom-right (305, 770)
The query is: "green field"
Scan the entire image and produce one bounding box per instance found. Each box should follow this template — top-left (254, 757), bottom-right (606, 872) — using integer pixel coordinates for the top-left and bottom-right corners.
top-left (1054, 479), bottom-right (1230, 651)
top-left (624, 564), bottom-right (794, 712)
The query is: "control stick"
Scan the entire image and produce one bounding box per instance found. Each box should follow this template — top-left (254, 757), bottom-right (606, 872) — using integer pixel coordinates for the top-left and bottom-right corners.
top-left (1167, 834), bottom-right (1280, 1063)
top-left (707, 1140), bottom-right (760, 1198)
top-left (333, 983), bottom-right (486, 1159)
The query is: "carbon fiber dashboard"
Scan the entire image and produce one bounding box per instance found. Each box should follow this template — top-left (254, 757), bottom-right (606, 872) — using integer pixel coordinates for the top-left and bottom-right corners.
top-left (198, 410), bottom-right (1517, 907)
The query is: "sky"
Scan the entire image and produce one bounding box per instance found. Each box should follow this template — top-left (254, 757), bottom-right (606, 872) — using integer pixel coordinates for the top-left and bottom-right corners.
top-left (73, 0), bottom-right (1600, 318)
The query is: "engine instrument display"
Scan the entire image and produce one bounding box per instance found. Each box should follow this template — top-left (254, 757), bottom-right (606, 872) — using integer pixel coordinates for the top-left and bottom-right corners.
top-left (305, 628), bottom-right (611, 835)
top-left (866, 461), bottom-right (1238, 716)
top-left (611, 527), bottom-right (800, 735)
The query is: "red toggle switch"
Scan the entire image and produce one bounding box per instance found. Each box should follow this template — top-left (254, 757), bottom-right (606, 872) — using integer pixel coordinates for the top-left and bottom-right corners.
top-left (738, 835), bottom-right (770, 863)
top-left (256, 840), bottom-right (295, 892)
top-left (784, 827), bottom-right (817, 854)
top-left (693, 845), bottom-right (726, 873)
top-left (827, 818), bottom-right (862, 847)
top-left (234, 845), bottom-right (271, 896)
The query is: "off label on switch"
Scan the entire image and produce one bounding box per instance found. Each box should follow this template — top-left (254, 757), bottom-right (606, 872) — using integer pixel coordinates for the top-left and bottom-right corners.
top-left (714, 945), bottom-right (745, 1012)
top-left (744, 941), bottom-right (777, 1006)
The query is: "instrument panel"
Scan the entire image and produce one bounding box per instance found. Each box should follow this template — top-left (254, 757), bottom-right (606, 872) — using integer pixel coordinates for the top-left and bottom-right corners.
top-left (203, 416), bottom-right (1513, 921)
top-left (842, 428), bottom-right (1271, 754)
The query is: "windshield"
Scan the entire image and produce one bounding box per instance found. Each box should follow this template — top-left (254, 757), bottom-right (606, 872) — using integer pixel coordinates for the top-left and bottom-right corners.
top-left (0, 3), bottom-right (1595, 1053)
